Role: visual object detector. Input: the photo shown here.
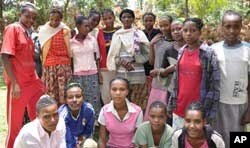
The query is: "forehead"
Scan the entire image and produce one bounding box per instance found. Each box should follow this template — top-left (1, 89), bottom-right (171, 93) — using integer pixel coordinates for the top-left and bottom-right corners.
top-left (22, 7), bottom-right (37, 15)
top-left (149, 107), bottom-right (166, 114)
top-left (159, 19), bottom-right (171, 25)
top-left (90, 14), bottom-right (100, 19)
top-left (144, 14), bottom-right (154, 20)
top-left (171, 22), bottom-right (183, 27)
top-left (39, 104), bottom-right (58, 115)
top-left (111, 79), bottom-right (127, 87)
top-left (185, 110), bottom-right (203, 119)
top-left (223, 15), bottom-right (242, 24)
top-left (67, 86), bottom-right (82, 93)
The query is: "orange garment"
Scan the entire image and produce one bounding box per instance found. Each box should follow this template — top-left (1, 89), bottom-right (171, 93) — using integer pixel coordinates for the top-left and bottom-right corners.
top-left (44, 30), bottom-right (70, 66)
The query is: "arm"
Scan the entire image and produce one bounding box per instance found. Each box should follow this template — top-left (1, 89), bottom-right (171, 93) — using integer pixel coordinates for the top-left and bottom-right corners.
top-left (148, 34), bottom-right (162, 65)
top-left (241, 75), bottom-right (250, 125)
top-left (98, 125), bottom-right (107, 148)
top-left (106, 33), bottom-right (121, 71)
top-left (160, 65), bottom-right (175, 77)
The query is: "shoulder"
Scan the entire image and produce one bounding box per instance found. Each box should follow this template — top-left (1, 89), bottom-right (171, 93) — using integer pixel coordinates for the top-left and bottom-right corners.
top-left (211, 130), bottom-right (225, 146)
top-left (172, 128), bottom-right (183, 139)
top-left (137, 121), bottom-right (150, 129)
top-left (82, 102), bottom-right (95, 113)
top-left (130, 102), bottom-right (142, 112)
top-left (4, 23), bottom-right (22, 33)
top-left (58, 105), bottom-right (70, 119)
top-left (211, 41), bottom-right (224, 49)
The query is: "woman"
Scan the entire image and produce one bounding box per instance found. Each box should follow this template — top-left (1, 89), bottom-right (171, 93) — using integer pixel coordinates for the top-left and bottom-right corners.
top-left (98, 77), bottom-right (143, 148)
top-left (171, 101), bottom-right (225, 148)
top-left (38, 7), bottom-right (72, 105)
top-left (133, 101), bottom-right (173, 147)
top-left (58, 82), bottom-right (95, 148)
top-left (168, 18), bottom-right (220, 130)
top-left (107, 9), bottom-right (150, 110)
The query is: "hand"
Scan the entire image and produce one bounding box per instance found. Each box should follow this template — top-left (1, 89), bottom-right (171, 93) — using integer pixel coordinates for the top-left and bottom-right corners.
top-left (11, 82), bottom-right (21, 99)
top-left (150, 69), bottom-right (159, 77)
top-left (241, 109), bottom-right (250, 125)
top-left (150, 34), bottom-right (163, 46)
top-left (120, 60), bottom-right (135, 71)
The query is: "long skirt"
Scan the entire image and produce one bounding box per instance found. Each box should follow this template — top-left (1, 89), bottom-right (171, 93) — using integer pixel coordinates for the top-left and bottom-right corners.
top-left (42, 64), bottom-right (72, 105)
top-left (143, 87), bottom-right (168, 121)
top-left (129, 83), bottom-right (148, 110)
top-left (73, 74), bottom-right (102, 119)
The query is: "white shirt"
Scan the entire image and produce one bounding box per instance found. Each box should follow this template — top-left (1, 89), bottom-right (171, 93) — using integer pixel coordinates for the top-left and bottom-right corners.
top-left (14, 117), bottom-right (66, 148)
top-left (212, 41), bottom-right (250, 104)
top-left (98, 99), bottom-right (143, 127)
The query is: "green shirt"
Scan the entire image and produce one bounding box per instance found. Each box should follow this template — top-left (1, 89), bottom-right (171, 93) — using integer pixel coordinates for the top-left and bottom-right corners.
top-left (133, 121), bottom-right (173, 148)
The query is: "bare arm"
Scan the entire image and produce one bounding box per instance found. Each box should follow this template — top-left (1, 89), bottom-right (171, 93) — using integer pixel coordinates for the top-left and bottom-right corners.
top-left (98, 125), bottom-right (107, 148)
top-left (160, 65), bottom-right (175, 77)
top-left (2, 54), bottom-right (20, 98)
top-left (241, 75), bottom-right (250, 125)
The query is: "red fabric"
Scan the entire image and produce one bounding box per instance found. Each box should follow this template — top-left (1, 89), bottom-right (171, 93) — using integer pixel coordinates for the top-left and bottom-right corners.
top-left (98, 29), bottom-right (107, 69)
top-left (1, 23), bottom-right (45, 148)
top-left (44, 30), bottom-right (70, 66)
top-left (0, 23), bottom-right (38, 86)
top-left (174, 49), bottom-right (202, 117)
top-left (185, 136), bottom-right (209, 148)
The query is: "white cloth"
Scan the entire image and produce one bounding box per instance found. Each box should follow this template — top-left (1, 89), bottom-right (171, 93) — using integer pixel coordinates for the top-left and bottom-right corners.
top-left (14, 118), bottom-right (66, 148)
top-left (38, 22), bottom-right (69, 47)
top-left (107, 28), bottom-right (149, 71)
top-left (212, 41), bottom-right (250, 104)
top-left (98, 99), bottom-right (143, 127)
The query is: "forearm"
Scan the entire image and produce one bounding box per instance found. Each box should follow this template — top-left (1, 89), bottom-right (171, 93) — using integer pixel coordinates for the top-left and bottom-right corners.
top-left (148, 44), bottom-right (155, 65)
top-left (2, 54), bottom-right (16, 83)
top-left (98, 125), bottom-right (107, 148)
top-left (160, 65), bottom-right (175, 77)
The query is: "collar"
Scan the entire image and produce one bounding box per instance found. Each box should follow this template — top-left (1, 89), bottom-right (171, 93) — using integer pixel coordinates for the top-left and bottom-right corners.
top-left (106, 99), bottom-right (136, 113)
top-left (36, 117), bottom-right (62, 138)
top-left (71, 34), bottom-right (92, 43)
top-left (181, 42), bottom-right (209, 52)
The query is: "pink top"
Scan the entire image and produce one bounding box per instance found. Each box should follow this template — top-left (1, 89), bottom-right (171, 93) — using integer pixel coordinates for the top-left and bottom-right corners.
top-left (70, 34), bottom-right (99, 75)
top-left (185, 136), bottom-right (209, 148)
top-left (99, 100), bottom-right (142, 148)
top-left (175, 49), bottom-right (202, 117)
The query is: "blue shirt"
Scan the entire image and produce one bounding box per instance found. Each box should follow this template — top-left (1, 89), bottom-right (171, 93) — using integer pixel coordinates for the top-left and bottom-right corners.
top-left (58, 102), bottom-right (95, 148)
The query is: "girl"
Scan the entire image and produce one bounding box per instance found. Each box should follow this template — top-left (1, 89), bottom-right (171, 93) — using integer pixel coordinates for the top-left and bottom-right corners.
top-left (168, 18), bottom-right (220, 130)
top-left (100, 9), bottom-right (119, 104)
top-left (58, 82), bottom-right (96, 148)
top-left (133, 101), bottom-right (173, 147)
top-left (143, 15), bottom-right (173, 121)
top-left (1, 2), bottom-right (45, 147)
top-left (98, 77), bottom-right (143, 148)
top-left (38, 7), bottom-right (72, 105)
top-left (107, 9), bottom-right (150, 110)
top-left (70, 15), bottom-right (102, 120)
top-left (172, 101), bottom-right (225, 148)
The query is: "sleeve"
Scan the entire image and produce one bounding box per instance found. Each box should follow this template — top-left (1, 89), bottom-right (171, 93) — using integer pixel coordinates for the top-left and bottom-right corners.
top-left (135, 110), bottom-right (143, 128)
top-left (59, 118), bottom-right (67, 148)
top-left (65, 126), bottom-right (76, 148)
top-left (1, 25), bottom-right (17, 56)
top-left (13, 133), bottom-right (24, 148)
top-left (133, 124), bottom-right (147, 145)
top-left (63, 28), bottom-right (72, 58)
top-left (162, 50), bottom-right (170, 68)
top-left (82, 108), bottom-right (95, 138)
top-left (93, 37), bottom-right (100, 59)
top-left (106, 32), bottom-right (122, 71)
top-left (98, 107), bottom-right (106, 126)
top-left (171, 132), bottom-right (179, 148)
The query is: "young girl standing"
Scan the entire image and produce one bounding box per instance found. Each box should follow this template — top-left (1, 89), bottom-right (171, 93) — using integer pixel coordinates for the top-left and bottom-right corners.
top-left (100, 9), bottom-right (118, 104)
top-left (133, 101), bottom-right (173, 148)
top-left (38, 7), bottom-right (72, 105)
top-left (143, 15), bottom-right (173, 121)
top-left (70, 15), bottom-right (102, 120)
top-left (169, 18), bottom-right (220, 130)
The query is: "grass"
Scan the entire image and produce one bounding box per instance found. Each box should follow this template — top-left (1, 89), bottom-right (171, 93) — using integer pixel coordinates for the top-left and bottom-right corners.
top-left (0, 71), bottom-right (7, 146)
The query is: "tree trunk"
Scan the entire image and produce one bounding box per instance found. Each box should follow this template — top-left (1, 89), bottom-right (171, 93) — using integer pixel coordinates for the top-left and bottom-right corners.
top-left (185, 0), bottom-right (189, 18)
top-left (0, 0), bottom-right (3, 35)
top-left (64, 0), bottom-right (70, 21)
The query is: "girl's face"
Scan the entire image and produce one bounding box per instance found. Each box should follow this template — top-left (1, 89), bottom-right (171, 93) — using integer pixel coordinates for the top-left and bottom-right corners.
top-left (77, 20), bottom-right (90, 36)
top-left (20, 8), bottom-right (37, 29)
top-left (66, 87), bottom-right (84, 112)
top-left (49, 13), bottom-right (62, 28)
top-left (184, 110), bottom-right (206, 139)
top-left (149, 107), bottom-right (166, 131)
top-left (143, 15), bottom-right (155, 30)
top-left (121, 12), bottom-right (134, 29)
top-left (89, 14), bottom-right (101, 30)
top-left (182, 21), bottom-right (201, 45)
top-left (171, 22), bottom-right (183, 41)
top-left (159, 18), bottom-right (171, 36)
top-left (102, 12), bottom-right (115, 29)
top-left (110, 79), bottom-right (128, 104)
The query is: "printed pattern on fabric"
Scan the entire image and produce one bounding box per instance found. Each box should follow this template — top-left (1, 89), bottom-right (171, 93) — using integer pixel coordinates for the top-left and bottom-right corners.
top-left (129, 84), bottom-right (148, 110)
top-left (42, 64), bottom-right (72, 105)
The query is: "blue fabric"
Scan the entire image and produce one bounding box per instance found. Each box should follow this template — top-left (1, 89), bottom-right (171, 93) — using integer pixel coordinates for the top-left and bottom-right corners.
top-left (58, 102), bottom-right (95, 148)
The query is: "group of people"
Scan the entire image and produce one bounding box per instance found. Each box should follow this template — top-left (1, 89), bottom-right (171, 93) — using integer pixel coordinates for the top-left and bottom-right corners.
top-left (1, 1), bottom-right (250, 148)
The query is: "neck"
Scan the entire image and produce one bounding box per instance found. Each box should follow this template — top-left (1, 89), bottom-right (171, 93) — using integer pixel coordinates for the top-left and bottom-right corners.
top-left (152, 125), bottom-right (165, 135)
top-left (76, 34), bottom-right (86, 41)
top-left (71, 110), bottom-right (79, 118)
top-left (104, 26), bottom-right (115, 31)
top-left (19, 21), bottom-right (29, 31)
top-left (114, 101), bottom-right (127, 110)
top-left (145, 27), bottom-right (153, 33)
top-left (175, 40), bottom-right (185, 48)
top-left (225, 39), bottom-right (241, 46)
top-left (187, 41), bottom-right (200, 50)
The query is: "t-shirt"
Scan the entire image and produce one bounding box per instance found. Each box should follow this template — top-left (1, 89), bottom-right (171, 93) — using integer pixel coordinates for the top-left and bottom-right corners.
top-left (0, 23), bottom-right (39, 86)
top-left (174, 49), bottom-right (202, 117)
top-left (133, 121), bottom-right (173, 148)
top-left (212, 41), bottom-right (250, 104)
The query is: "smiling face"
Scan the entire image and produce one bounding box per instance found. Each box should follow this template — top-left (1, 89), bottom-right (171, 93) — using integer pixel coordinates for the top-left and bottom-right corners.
top-left (159, 18), bottom-right (171, 36)
top-left (184, 110), bottom-right (206, 139)
top-left (110, 79), bottom-right (129, 105)
top-left (182, 21), bottom-right (201, 45)
top-left (20, 7), bottom-right (37, 29)
top-left (38, 104), bottom-right (59, 134)
top-left (222, 15), bottom-right (242, 45)
top-left (120, 12), bottom-right (134, 29)
top-left (171, 22), bottom-right (183, 41)
top-left (66, 86), bottom-right (84, 112)
top-left (149, 107), bottom-right (166, 132)
top-left (89, 14), bottom-right (101, 30)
